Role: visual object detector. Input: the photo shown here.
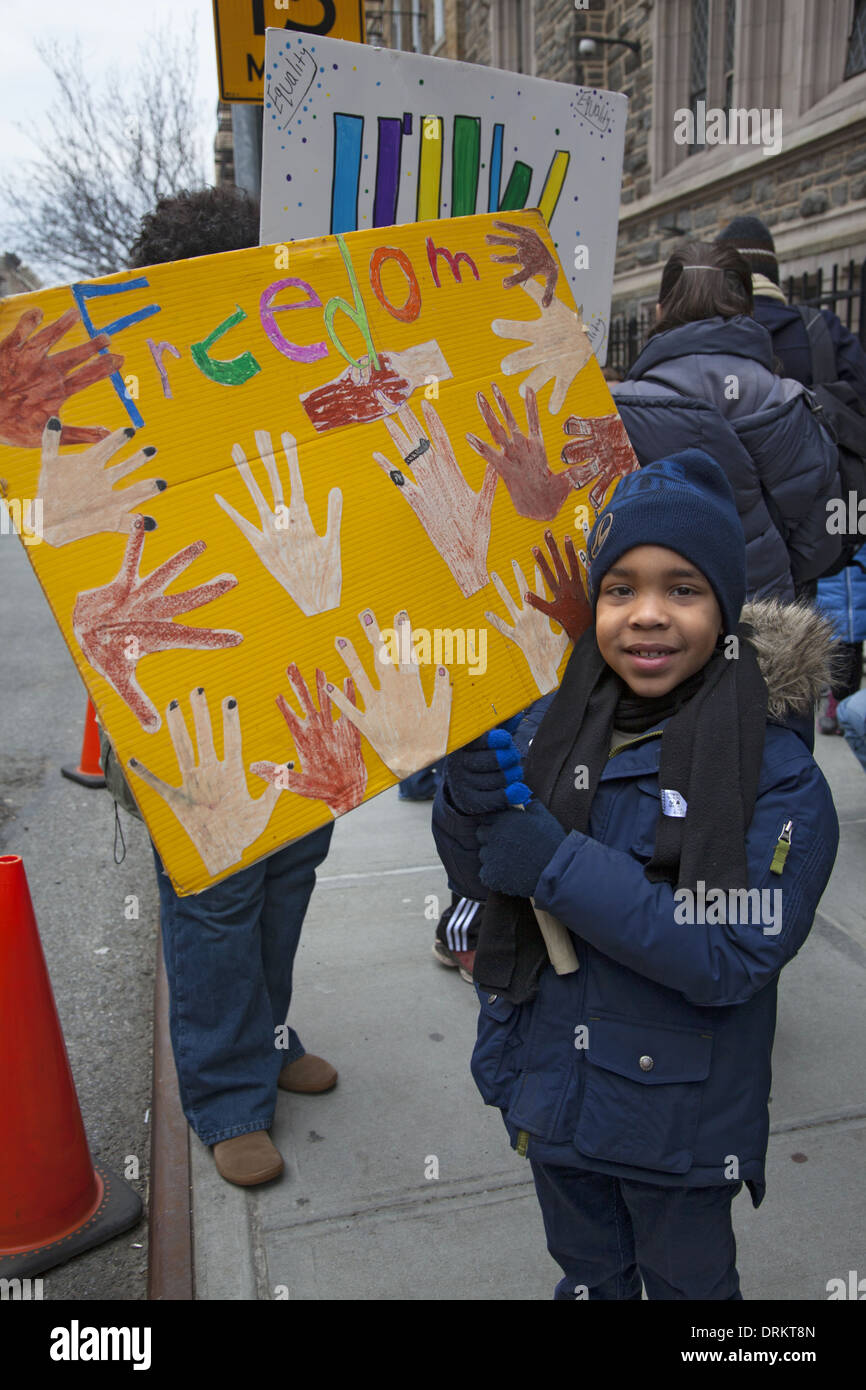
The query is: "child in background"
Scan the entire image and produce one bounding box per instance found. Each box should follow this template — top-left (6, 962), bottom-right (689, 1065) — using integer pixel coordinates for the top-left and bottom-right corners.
top-left (433, 450), bottom-right (839, 1299)
top-left (835, 685), bottom-right (866, 773)
top-left (815, 544), bottom-right (866, 735)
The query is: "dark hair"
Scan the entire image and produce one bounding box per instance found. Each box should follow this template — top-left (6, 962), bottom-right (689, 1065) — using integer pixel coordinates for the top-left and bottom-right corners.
top-left (651, 240), bottom-right (753, 337)
top-left (127, 186), bottom-right (261, 267)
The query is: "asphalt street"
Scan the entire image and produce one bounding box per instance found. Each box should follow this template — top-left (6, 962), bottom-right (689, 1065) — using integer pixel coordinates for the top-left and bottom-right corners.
top-left (1, 520), bottom-right (154, 1300)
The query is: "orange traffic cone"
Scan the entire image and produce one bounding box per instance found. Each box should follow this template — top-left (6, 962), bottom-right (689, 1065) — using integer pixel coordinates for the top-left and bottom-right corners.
top-left (0, 855), bottom-right (141, 1277)
top-left (60, 698), bottom-right (106, 788)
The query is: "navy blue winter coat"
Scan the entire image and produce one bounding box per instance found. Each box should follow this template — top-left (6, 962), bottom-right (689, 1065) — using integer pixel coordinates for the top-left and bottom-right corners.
top-left (432, 602), bottom-right (839, 1207)
top-left (751, 296), bottom-right (866, 399)
top-left (613, 317), bottom-right (841, 600)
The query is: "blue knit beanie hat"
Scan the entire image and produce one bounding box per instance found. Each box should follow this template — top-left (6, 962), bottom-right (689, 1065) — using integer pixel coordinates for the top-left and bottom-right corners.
top-left (586, 449), bottom-right (746, 634)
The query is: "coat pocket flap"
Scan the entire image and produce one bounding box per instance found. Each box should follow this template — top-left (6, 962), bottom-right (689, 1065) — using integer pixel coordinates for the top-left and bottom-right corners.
top-left (478, 991), bottom-right (518, 1022)
top-left (586, 1017), bottom-right (713, 1085)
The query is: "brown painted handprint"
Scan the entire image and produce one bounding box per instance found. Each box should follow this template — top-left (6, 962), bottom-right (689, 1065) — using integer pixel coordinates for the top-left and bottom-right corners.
top-left (128, 689), bottom-right (280, 876)
top-left (466, 383), bottom-right (572, 522)
top-left (250, 664), bottom-right (367, 817)
top-left (372, 400), bottom-right (497, 598)
top-left (0, 306), bottom-right (122, 448)
top-left (486, 221), bottom-right (559, 308)
top-left (524, 531), bottom-right (593, 644)
top-left (37, 417), bottom-right (166, 547)
top-left (72, 516), bottom-right (243, 733)
top-left (560, 413), bottom-right (640, 510)
top-left (301, 342), bottom-right (452, 432)
top-left (326, 607), bottom-right (452, 780)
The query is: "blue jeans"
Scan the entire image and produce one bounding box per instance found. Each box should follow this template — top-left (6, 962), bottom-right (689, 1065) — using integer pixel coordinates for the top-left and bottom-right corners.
top-left (837, 689), bottom-right (866, 773)
top-left (152, 824), bottom-right (333, 1145)
top-left (530, 1160), bottom-right (743, 1300)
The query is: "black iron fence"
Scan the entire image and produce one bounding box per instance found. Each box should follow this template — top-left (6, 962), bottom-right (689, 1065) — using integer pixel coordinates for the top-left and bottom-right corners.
top-left (606, 258), bottom-right (866, 380)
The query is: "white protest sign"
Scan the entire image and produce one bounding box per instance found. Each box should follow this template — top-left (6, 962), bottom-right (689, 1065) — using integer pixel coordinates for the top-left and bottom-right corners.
top-left (259, 32), bottom-right (626, 361)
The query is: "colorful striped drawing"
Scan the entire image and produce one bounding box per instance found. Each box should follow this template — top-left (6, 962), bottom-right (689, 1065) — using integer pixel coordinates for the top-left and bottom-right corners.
top-left (331, 111), bottom-right (569, 235)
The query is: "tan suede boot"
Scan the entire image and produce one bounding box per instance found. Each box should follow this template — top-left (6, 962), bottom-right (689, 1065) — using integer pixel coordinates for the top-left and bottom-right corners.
top-left (277, 1054), bottom-right (338, 1094)
top-left (212, 1131), bottom-right (284, 1186)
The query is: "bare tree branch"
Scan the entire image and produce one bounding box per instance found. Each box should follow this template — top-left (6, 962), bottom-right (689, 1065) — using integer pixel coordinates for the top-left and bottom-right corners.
top-left (0, 22), bottom-right (209, 282)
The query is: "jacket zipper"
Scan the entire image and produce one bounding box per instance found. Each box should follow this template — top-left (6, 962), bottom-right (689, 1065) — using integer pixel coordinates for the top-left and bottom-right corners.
top-left (607, 728), bottom-right (665, 760)
top-left (770, 820), bottom-right (793, 875)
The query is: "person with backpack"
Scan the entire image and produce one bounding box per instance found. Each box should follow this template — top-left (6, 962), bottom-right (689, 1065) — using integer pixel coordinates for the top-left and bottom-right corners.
top-left (716, 216), bottom-right (866, 721)
top-left (432, 451), bottom-right (839, 1299)
top-left (714, 216), bottom-right (866, 399)
top-left (612, 241), bottom-right (841, 601)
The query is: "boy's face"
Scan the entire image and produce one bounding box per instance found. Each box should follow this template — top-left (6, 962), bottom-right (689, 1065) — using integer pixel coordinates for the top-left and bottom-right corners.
top-left (595, 545), bottom-right (723, 697)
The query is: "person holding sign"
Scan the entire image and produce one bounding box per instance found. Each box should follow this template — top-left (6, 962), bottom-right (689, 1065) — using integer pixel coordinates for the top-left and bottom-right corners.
top-left (101, 188), bottom-right (336, 1188)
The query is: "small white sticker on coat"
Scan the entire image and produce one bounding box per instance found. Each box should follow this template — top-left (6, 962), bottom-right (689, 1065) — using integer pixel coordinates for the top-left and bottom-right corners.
top-left (661, 788), bottom-right (687, 817)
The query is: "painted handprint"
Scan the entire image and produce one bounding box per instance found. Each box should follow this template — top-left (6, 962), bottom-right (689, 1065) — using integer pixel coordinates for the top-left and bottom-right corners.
top-left (215, 429), bottom-right (342, 616)
top-left (560, 413), bottom-right (639, 510)
top-left (301, 341), bottom-right (452, 433)
top-left (466, 384), bottom-right (572, 521)
top-left (485, 561), bottom-right (570, 695)
top-left (372, 401), bottom-right (497, 598)
top-left (250, 664), bottom-right (367, 817)
top-left (0, 306), bottom-right (122, 448)
top-left (491, 280), bottom-right (593, 414)
top-left (524, 531), bottom-right (593, 644)
top-left (325, 608), bottom-right (452, 780)
top-left (127, 689), bottom-right (280, 876)
top-left (72, 516), bottom-right (243, 733)
top-left (486, 221), bottom-right (559, 308)
top-left (36, 417), bottom-right (166, 547)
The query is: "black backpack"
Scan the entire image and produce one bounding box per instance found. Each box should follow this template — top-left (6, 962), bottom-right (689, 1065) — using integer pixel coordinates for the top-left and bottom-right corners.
top-left (798, 305), bottom-right (866, 577)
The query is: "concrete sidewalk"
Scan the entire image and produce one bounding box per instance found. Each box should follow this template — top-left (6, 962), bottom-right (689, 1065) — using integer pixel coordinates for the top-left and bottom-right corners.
top-left (179, 735), bottom-right (866, 1302)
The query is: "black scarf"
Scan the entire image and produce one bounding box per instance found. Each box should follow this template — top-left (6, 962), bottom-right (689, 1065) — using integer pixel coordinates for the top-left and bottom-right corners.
top-left (473, 624), bottom-right (768, 1003)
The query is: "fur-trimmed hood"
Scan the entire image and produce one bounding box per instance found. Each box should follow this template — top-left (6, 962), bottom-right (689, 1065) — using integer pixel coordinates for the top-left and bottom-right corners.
top-left (742, 598), bottom-right (836, 721)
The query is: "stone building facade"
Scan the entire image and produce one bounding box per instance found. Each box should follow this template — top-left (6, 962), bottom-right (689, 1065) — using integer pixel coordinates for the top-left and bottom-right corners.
top-left (212, 4), bottom-right (866, 365)
top-left (374, 0), bottom-right (866, 363)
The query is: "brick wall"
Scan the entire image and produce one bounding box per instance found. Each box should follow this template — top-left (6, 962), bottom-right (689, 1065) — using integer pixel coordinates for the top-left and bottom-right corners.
top-left (615, 133), bottom-right (866, 321)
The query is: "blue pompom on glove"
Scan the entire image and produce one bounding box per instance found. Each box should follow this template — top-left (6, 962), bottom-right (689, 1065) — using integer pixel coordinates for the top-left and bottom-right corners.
top-left (444, 726), bottom-right (532, 816)
top-left (478, 801), bottom-right (567, 899)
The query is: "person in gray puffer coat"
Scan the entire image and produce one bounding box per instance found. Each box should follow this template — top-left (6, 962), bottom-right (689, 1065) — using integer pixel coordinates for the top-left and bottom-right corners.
top-left (613, 241), bottom-right (841, 600)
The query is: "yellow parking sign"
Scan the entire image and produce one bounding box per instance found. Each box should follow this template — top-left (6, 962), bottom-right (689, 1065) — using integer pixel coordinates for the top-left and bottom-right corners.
top-left (213, 0), bottom-right (366, 103)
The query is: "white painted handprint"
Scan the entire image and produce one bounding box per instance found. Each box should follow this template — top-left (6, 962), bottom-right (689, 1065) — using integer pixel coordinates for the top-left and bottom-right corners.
top-left (325, 607), bottom-right (452, 780)
top-left (215, 428), bottom-right (342, 615)
top-left (491, 280), bottom-right (594, 414)
top-left (128, 688), bottom-right (280, 876)
top-left (485, 560), bottom-right (570, 694)
top-left (36, 418), bottom-right (166, 547)
top-left (372, 401), bottom-right (497, 598)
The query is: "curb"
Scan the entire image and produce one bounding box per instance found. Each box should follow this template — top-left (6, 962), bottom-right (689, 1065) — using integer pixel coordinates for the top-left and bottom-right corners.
top-left (147, 923), bottom-right (193, 1300)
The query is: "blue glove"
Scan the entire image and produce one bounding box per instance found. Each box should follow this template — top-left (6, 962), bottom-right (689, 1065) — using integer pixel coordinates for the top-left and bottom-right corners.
top-left (444, 728), bottom-right (532, 816)
top-left (478, 801), bottom-right (567, 898)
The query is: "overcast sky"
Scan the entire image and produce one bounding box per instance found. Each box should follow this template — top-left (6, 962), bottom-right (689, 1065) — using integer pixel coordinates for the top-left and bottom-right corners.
top-left (0, 0), bottom-right (220, 268)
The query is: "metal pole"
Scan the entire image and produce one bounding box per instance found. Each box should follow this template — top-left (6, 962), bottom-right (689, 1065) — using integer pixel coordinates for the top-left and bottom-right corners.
top-left (231, 104), bottom-right (264, 201)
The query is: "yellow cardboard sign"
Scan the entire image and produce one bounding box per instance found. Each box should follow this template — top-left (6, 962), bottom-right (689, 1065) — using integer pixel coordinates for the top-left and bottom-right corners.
top-left (212, 0), bottom-right (366, 103)
top-left (0, 210), bottom-right (637, 895)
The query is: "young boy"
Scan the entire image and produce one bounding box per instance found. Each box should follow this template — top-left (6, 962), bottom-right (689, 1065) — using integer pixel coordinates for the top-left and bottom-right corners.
top-left (433, 450), bottom-right (839, 1299)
